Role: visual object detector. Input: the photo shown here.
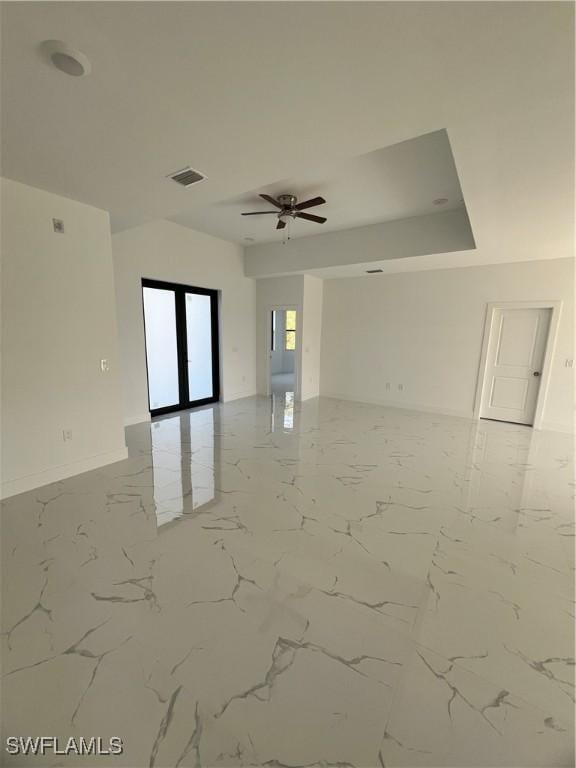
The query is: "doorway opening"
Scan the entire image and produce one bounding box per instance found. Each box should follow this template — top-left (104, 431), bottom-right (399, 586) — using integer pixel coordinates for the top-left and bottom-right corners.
top-left (142, 278), bottom-right (220, 417)
top-left (270, 308), bottom-right (297, 396)
top-left (475, 302), bottom-right (560, 428)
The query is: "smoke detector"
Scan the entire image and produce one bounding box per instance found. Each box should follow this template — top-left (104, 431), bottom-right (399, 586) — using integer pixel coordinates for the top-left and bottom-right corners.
top-left (42, 40), bottom-right (91, 77)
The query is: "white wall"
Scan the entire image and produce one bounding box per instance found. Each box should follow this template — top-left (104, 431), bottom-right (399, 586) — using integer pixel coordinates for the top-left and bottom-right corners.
top-left (301, 275), bottom-right (324, 401)
top-left (112, 220), bottom-right (256, 424)
top-left (320, 258), bottom-right (574, 432)
top-left (1, 178), bottom-right (127, 498)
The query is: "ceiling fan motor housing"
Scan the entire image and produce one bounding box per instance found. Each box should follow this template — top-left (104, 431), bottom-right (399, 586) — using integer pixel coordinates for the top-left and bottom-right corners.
top-left (277, 194), bottom-right (297, 209)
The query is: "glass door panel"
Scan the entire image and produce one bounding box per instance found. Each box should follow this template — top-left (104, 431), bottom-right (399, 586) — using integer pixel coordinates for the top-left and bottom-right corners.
top-left (185, 292), bottom-right (214, 402)
top-left (142, 279), bottom-right (219, 416)
top-left (142, 287), bottom-right (180, 410)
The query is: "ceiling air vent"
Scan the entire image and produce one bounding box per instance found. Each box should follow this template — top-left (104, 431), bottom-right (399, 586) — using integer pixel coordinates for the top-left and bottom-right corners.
top-left (366, 269), bottom-right (383, 274)
top-left (167, 167), bottom-right (206, 188)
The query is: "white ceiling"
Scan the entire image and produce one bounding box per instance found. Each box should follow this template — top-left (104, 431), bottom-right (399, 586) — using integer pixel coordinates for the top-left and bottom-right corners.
top-left (170, 130), bottom-right (464, 244)
top-left (1, 2), bottom-right (573, 269)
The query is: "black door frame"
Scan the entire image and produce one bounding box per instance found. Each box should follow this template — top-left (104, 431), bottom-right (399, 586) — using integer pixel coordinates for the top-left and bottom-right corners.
top-left (141, 278), bottom-right (220, 417)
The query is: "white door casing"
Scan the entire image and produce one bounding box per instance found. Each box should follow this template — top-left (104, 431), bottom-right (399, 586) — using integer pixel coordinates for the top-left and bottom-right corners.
top-left (479, 307), bottom-right (552, 425)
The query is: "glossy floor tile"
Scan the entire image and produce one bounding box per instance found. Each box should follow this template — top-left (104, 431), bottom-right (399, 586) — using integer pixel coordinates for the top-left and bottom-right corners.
top-left (1, 395), bottom-right (574, 767)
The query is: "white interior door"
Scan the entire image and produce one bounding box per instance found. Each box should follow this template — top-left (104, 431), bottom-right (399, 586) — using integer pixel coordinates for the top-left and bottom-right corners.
top-left (480, 307), bottom-right (551, 425)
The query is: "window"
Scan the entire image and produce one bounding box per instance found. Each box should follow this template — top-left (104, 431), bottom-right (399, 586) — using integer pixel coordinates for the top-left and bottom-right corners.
top-left (285, 310), bottom-right (296, 350)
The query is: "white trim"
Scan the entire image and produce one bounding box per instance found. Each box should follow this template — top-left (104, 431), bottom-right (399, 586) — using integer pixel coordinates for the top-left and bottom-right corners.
top-left (539, 421), bottom-right (574, 435)
top-left (320, 391), bottom-right (572, 433)
top-left (124, 413), bottom-right (151, 427)
top-left (222, 389), bottom-right (257, 403)
top-left (473, 300), bottom-right (562, 430)
top-left (320, 391), bottom-right (472, 419)
top-left (1, 446), bottom-right (129, 500)
top-left (264, 304), bottom-right (302, 399)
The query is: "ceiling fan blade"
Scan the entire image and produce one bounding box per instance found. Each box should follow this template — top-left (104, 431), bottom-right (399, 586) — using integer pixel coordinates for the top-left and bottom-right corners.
top-left (295, 196), bottom-right (326, 210)
top-left (276, 219), bottom-right (287, 230)
top-left (260, 194), bottom-right (282, 208)
top-left (295, 212), bottom-right (327, 224)
top-left (241, 211), bottom-right (277, 215)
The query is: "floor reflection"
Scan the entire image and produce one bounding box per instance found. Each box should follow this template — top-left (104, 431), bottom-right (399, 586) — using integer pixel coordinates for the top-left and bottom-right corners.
top-left (147, 407), bottom-right (219, 527)
top-left (270, 390), bottom-right (295, 432)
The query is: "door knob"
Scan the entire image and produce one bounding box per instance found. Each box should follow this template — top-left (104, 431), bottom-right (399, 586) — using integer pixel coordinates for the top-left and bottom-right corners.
top-left (533, 371), bottom-right (540, 377)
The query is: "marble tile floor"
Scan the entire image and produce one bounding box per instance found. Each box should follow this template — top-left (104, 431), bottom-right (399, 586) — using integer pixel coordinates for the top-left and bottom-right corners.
top-left (1, 395), bottom-right (574, 768)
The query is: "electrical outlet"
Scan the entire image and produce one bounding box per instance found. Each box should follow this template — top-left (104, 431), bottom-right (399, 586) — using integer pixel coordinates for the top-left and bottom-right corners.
top-left (52, 218), bottom-right (65, 233)
top-left (565, 359), bottom-right (574, 368)
top-left (62, 429), bottom-right (73, 442)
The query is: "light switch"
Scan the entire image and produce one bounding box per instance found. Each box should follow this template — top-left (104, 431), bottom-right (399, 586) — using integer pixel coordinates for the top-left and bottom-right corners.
top-left (100, 359), bottom-right (110, 372)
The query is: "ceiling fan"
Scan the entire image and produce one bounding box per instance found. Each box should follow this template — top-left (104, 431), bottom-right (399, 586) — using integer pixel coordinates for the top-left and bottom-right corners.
top-left (241, 194), bottom-right (327, 230)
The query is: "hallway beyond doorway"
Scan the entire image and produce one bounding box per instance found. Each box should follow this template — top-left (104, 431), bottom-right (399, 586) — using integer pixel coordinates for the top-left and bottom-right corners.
top-left (271, 372), bottom-right (295, 395)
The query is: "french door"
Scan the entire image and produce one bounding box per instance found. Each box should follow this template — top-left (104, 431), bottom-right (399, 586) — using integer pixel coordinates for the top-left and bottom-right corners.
top-left (142, 278), bottom-right (220, 416)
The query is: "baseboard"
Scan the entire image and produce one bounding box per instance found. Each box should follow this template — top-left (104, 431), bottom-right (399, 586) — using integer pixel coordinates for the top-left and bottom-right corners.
top-left (538, 421), bottom-right (574, 435)
top-left (320, 392), bottom-right (574, 433)
top-left (320, 391), bottom-right (472, 419)
top-left (124, 413), bottom-right (151, 426)
top-left (1, 446), bottom-right (129, 500)
top-left (222, 389), bottom-right (257, 403)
